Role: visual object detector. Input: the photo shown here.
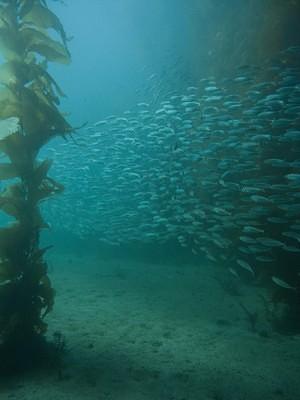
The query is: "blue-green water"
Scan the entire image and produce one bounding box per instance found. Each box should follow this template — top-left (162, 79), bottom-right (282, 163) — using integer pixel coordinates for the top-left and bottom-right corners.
top-left (1, 1), bottom-right (300, 399)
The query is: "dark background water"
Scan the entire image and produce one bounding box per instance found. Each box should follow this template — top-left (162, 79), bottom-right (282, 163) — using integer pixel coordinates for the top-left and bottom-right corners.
top-left (50, 0), bottom-right (300, 125)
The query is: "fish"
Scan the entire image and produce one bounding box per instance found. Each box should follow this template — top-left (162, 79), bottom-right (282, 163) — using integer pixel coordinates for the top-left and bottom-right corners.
top-left (256, 238), bottom-right (285, 248)
top-left (286, 174), bottom-right (300, 181)
top-left (236, 259), bottom-right (255, 276)
top-left (242, 226), bottom-right (264, 234)
top-left (272, 277), bottom-right (296, 291)
top-left (229, 268), bottom-right (239, 279)
top-left (239, 236), bottom-right (257, 244)
top-left (255, 256), bottom-right (275, 262)
top-left (250, 195), bottom-right (273, 204)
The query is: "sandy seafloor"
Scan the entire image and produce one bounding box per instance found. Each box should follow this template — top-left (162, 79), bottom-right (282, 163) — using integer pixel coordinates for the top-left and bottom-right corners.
top-left (1, 248), bottom-right (300, 400)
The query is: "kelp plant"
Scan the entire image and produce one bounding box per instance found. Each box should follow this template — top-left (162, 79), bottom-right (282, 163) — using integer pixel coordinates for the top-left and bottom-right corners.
top-left (0, 0), bottom-right (71, 363)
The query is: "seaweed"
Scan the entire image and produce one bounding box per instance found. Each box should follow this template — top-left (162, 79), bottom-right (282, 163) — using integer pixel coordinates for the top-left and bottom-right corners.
top-left (0, 0), bottom-right (72, 372)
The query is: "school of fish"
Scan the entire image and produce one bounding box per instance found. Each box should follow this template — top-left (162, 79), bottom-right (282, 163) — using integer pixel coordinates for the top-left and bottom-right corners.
top-left (42, 46), bottom-right (300, 286)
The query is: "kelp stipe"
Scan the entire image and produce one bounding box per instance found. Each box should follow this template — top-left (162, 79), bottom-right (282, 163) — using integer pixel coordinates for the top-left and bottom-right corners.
top-left (0, 0), bottom-right (72, 372)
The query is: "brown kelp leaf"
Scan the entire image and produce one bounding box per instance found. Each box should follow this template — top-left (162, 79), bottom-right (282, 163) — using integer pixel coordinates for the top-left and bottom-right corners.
top-left (0, 201), bottom-right (19, 219)
top-left (0, 60), bottom-right (35, 87)
top-left (28, 62), bottom-right (66, 100)
top-left (0, 116), bottom-right (20, 140)
top-left (0, 163), bottom-right (18, 179)
top-left (39, 274), bottom-right (51, 288)
top-left (0, 104), bottom-right (32, 166)
top-left (20, 1), bottom-right (54, 20)
top-left (0, 62), bottom-right (18, 85)
top-left (30, 245), bottom-right (53, 263)
top-left (0, 132), bottom-right (28, 166)
top-left (0, 101), bottom-right (21, 123)
top-left (27, 259), bottom-right (48, 285)
top-left (0, 1), bottom-right (22, 60)
top-left (0, 89), bottom-right (20, 121)
top-left (35, 176), bottom-right (64, 202)
top-left (21, 26), bottom-right (71, 64)
top-left (0, 223), bottom-right (27, 258)
top-left (0, 259), bottom-right (19, 282)
top-left (30, 81), bottom-right (57, 108)
top-left (2, 60), bottom-right (64, 107)
top-left (38, 274), bottom-right (55, 317)
top-left (21, 3), bottom-right (68, 45)
top-left (0, 86), bottom-right (71, 148)
top-left (0, 26), bottom-right (22, 61)
top-left (1, 182), bottom-right (23, 198)
top-left (0, 5), bottom-right (11, 29)
top-left (29, 41), bottom-right (71, 64)
top-left (16, 87), bottom-right (51, 137)
top-left (0, 86), bottom-right (59, 149)
top-left (19, 0), bottom-right (37, 18)
top-left (0, 2), bottom-right (18, 28)
top-left (0, 183), bottom-right (25, 219)
top-left (17, 86), bottom-right (71, 142)
top-left (33, 208), bottom-right (50, 229)
top-left (33, 159), bottom-right (53, 184)
top-left (34, 320), bottom-right (48, 335)
top-left (37, 64), bottom-right (66, 98)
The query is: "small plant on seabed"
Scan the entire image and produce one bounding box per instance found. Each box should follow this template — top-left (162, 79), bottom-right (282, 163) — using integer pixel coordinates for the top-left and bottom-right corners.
top-left (0, 0), bottom-right (72, 372)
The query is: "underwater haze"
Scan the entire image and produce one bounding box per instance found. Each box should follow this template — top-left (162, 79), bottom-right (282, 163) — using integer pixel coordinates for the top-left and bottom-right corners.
top-left (49, 0), bottom-right (300, 124)
top-left (2, 0), bottom-right (300, 399)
